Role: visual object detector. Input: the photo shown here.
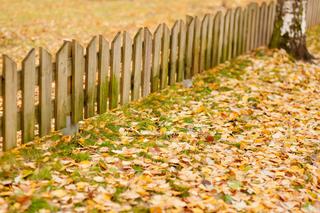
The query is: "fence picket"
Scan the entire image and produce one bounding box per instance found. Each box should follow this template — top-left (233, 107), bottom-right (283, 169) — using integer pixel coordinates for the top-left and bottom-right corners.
top-left (72, 40), bottom-right (85, 123)
top-left (261, 3), bottom-right (268, 45)
top-left (3, 56), bottom-right (17, 151)
top-left (55, 41), bottom-right (70, 130)
top-left (200, 15), bottom-right (209, 72)
top-left (132, 29), bottom-right (143, 100)
top-left (212, 12), bottom-right (222, 66)
top-left (177, 20), bottom-right (186, 82)
top-left (253, 4), bottom-right (259, 48)
top-left (160, 24), bottom-right (170, 89)
top-left (85, 36), bottom-right (97, 118)
top-left (110, 33), bottom-right (121, 109)
top-left (233, 7), bottom-right (241, 57)
top-left (121, 31), bottom-right (132, 104)
top-left (22, 49), bottom-right (36, 143)
top-left (193, 17), bottom-right (201, 75)
top-left (206, 14), bottom-right (214, 69)
top-left (185, 17), bottom-right (195, 79)
top-left (97, 36), bottom-right (109, 114)
top-left (152, 25), bottom-right (163, 92)
top-left (39, 48), bottom-right (52, 136)
top-left (222, 10), bottom-right (231, 62)
top-left (142, 28), bottom-right (152, 96)
top-left (246, 5), bottom-right (253, 52)
top-left (228, 9), bottom-right (235, 60)
top-left (242, 8), bottom-right (248, 53)
top-left (169, 21), bottom-right (180, 85)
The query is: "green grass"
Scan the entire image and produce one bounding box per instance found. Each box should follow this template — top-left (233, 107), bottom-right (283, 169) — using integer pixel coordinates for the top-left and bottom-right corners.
top-left (27, 198), bottom-right (55, 213)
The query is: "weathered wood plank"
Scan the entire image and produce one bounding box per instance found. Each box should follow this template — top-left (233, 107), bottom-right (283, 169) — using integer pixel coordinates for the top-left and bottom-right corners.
top-left (246, 4), bottom-right (254, 52)
top-left (212, 12), bottom-right (222, 66)
top-left (205, 14), bottom-right (213, 69)
top-left (97, 35), bottom-right (109, 114)
top-left (228, 9), bottom-right (235, 60)
top-left (71, 40), bottom-right (85, 123)
top-left (121, 31), bottom-right (132, 104)
top-left (185, 17), bottom-right (195, 79)
top-left (151, 24), bottom-right (163, 92)
top-left (3, 55), bottom-right (17, 151)
top-left (169, 21), bottom-right (180, 85)
top-left (192, 16), bottom-right (201, 75)
top-left (85, 36), bottom-right (97, 118)
top-left (261, 3), bottom-right (268, 46)
top-left (233, 7), bottom-right (241, 57)
top-left (177, 20), bottom-right (186, 82)
top-left (270, 2), bottom-right (276, 39)
top-left (132, 28), bottom-right (143, 100)
top-left (39, 48), bottom-right (52, 136)
top-left (200, 15), bottom-right (209, 72)
top-left (242, 8), bottom-right (249, 53)
top-left (110, 32), bottom-right (121, 109)
top-left (236, 8), bottom-right (244, 56)
top-left (160, 24), bottom-right (170, 88)
top-left (222, 10), bottom-right (231, 62)
top-left (55, 41), bottom-right (70, 130)
top-left (22, 49), bottom-right (36, 143)
top-left (253, 4), bottom-right (259, 49)
top-left (267, 2), bottom-right (275, 43)
top-left (142, 28), bottom-right (152, 96)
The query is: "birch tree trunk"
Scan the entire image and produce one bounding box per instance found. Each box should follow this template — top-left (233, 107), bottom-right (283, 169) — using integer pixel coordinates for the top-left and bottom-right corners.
top-left (270, 0), bottom-right (314, 61)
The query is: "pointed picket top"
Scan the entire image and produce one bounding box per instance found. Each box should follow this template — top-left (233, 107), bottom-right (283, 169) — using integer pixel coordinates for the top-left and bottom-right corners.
top-left (186, 15), bottom-right (194, 25)
top-left (22, 48), bottom-right (36, 65)
top-left (154, 23), bottom-right (163, 38)
top-left (57, 40), bottom-right (71, 59)
top-left (112, 31), bottom-right (122, 45)
top-left (87, 36), bottom-right (98, 51)
top-left (162, 23), bottom-right (170, 34)
top-left (172, 20), bottom-right (180, 32)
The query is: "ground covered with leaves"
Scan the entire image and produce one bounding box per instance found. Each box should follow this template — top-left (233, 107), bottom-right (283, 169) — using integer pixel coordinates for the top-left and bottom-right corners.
top-left (0, 28), bottom-right (320, 212)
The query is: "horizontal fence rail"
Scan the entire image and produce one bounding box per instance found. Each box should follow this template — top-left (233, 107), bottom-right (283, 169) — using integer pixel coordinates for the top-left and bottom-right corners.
top-left (1, 0), bottom-right (320, 151)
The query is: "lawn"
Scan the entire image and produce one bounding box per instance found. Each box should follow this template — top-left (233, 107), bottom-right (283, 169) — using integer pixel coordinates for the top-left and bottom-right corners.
top-left (0, 0), bottom-right (269, 64)
top-left (0, 25), bottom-right (319, 212)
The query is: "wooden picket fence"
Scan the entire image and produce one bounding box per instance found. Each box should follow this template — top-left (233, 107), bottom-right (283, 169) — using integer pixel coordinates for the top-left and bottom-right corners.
top-left (1, 0), bottom-right (320, 151)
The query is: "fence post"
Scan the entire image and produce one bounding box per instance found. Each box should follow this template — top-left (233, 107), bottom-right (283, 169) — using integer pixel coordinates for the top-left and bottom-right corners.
top-left (160, 24), bottom-right (170, 89)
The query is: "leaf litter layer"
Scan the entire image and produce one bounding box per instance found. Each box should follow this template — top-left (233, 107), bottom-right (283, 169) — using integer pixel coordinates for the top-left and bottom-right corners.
top-left (0, 28), bottom-right (320, 212)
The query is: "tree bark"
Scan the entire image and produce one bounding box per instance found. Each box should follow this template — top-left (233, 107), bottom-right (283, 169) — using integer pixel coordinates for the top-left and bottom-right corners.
top-left (270, 0), bottom-right (314, 61)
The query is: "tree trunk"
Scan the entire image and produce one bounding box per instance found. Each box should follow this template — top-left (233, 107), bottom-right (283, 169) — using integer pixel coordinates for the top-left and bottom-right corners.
top-left (270, 0), bottom-right (314, 61)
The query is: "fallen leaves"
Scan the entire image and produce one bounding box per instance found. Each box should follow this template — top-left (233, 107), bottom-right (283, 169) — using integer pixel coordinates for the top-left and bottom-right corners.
top-left (1, 45), bottom-right (320, 212)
